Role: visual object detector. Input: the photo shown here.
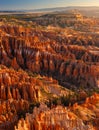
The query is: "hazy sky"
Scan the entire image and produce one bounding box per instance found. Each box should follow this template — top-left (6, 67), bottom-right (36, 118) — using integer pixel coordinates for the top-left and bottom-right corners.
top-left (0, 0), bottom-right (99, 10)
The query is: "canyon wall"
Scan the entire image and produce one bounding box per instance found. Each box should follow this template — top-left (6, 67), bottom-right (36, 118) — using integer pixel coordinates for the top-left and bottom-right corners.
top-left (0, 25), bottom-right (99, 90)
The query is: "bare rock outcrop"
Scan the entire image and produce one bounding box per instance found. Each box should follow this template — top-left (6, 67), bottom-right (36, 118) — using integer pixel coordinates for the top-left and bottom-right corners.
top-left (15, 93), bottom-right (99, 130)
top-left (0, 27), bottom-right (99, 89)
top-left (0, 23), bottom-right (99, 130)
top-left (0, 65), bottom-right (41, 101)
top-left (15, 104), bottom-right (93, 130)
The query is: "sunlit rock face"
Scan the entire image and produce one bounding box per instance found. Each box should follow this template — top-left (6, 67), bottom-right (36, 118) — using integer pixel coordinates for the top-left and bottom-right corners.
top-left (0, 65), bottom-right (41, 101)
top-left (15, 93), bottom-right (99, 130)
top-left (0, 25), bottom-right (99, 89)
top-left (0, 65), bottom-right (41, 130)
top-left (15, 104), bottom-right (93, 130)
top-left (0, 64), bottom-right (71, 130)
top-left (0, 24), bottom-right (99, 130)
top-left (0, 100), bottom-right (28, 130)
top-left (71, 93), bottom-right (99, 130)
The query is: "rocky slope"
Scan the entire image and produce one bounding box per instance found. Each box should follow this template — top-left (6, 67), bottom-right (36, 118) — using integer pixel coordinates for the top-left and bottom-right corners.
top-left (0, 22), bottom-right (99, 130)
top-left (0, 64), bottom-right (71, 129)
top-left (15, 104), bottom-right (91, 130)
top-left (15, 93), bottom-right (99, 130)
top-left (71, 93), bottom-right (99, 130)
top-left (0, 24), bottom-right (99, 90)
top-left (0, 65), bottom-right (41, 101)
top-left (0, 64), bottom-right (39, 130)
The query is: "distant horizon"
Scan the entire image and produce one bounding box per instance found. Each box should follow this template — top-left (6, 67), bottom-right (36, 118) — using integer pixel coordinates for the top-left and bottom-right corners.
top-left (0, 0), bottom-right (99, 10)
top-left (0, 5), bottom-right (99, 11)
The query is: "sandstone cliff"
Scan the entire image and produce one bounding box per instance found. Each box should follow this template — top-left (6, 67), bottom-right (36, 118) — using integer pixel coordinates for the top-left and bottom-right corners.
top-left (15, 93), bottom-right (99, 130)
top-left (0, 25), bottom-right (99, 89)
